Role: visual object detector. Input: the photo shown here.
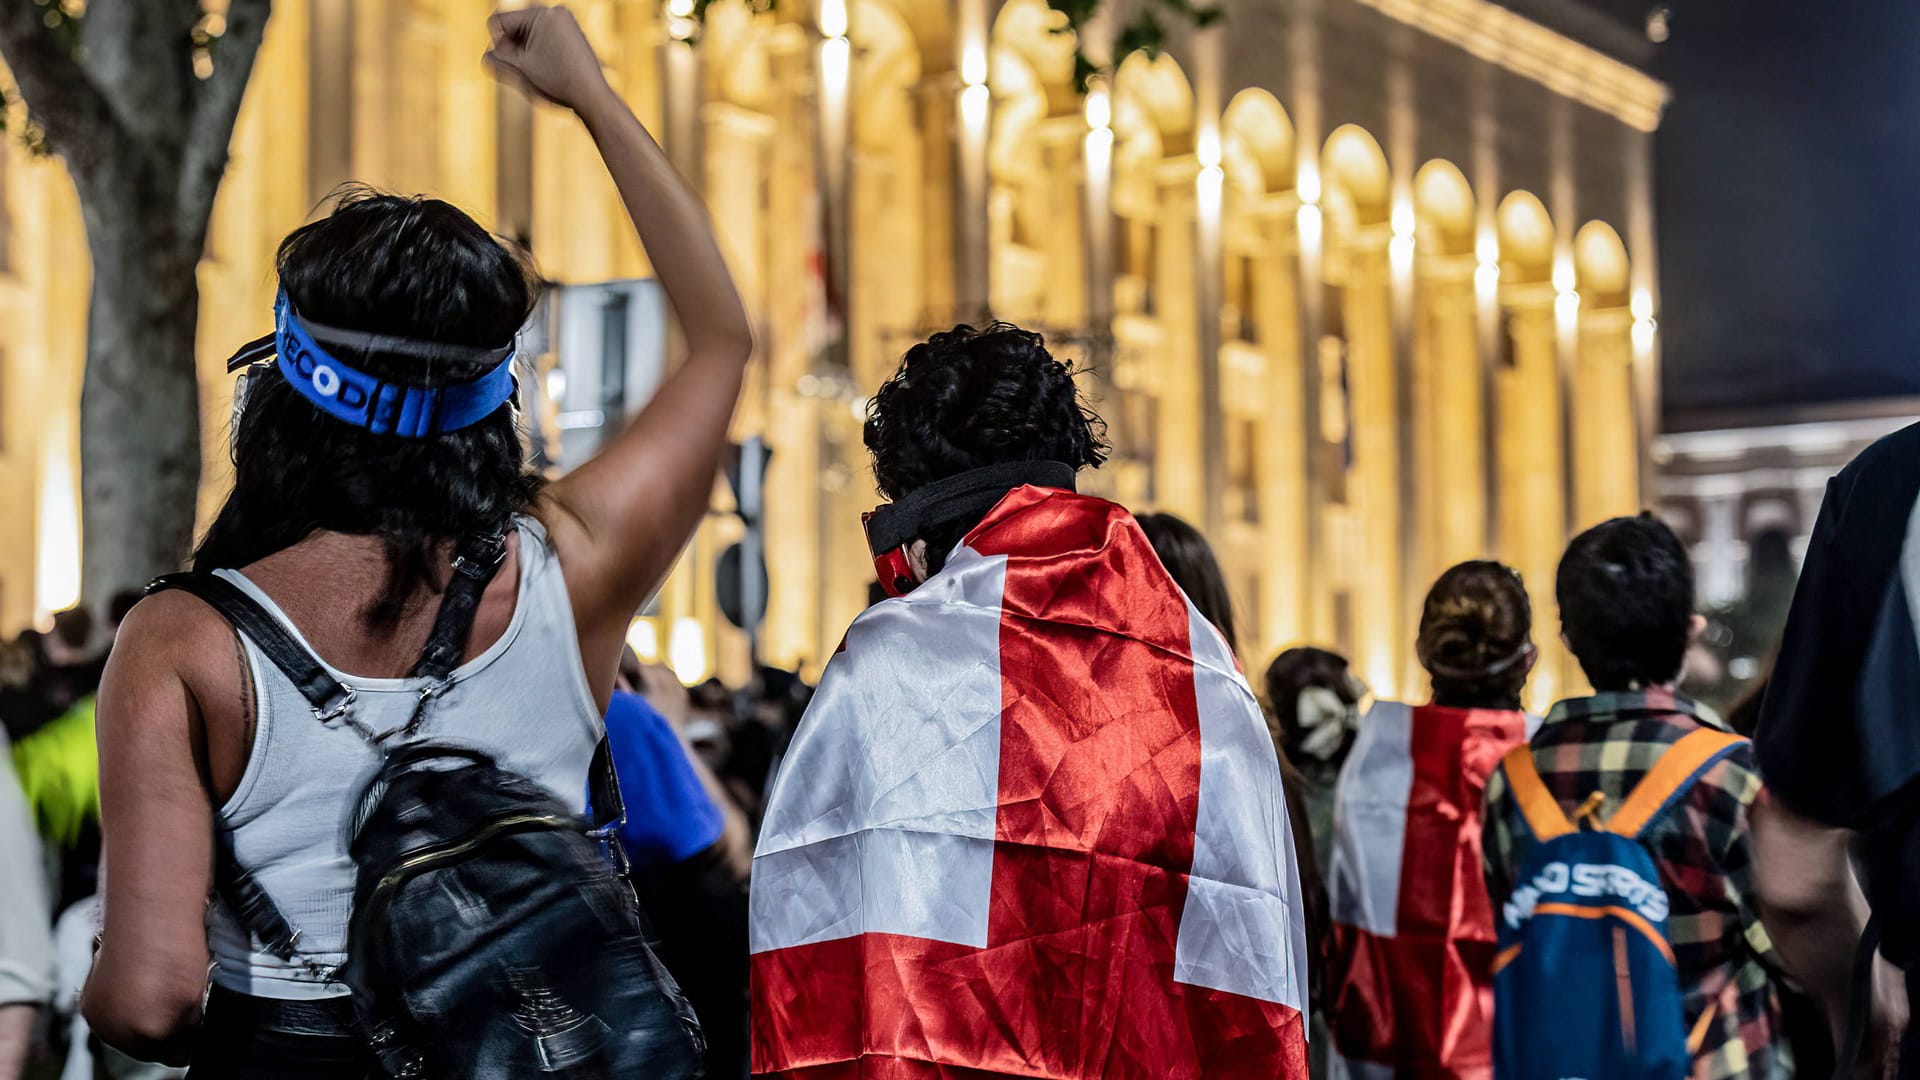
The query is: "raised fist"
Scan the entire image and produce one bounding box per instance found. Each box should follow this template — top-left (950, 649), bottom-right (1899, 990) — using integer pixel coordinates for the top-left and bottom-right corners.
top-left (483, 5), bottom-right (608, 111)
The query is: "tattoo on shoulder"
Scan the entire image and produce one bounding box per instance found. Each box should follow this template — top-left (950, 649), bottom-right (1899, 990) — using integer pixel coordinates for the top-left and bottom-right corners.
top-left (234, 629), bottom-right (256, 750)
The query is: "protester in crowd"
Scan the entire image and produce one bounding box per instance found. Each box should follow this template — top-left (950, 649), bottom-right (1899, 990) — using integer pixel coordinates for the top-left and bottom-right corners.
top-left (1483, 514), bottom-right (1790, 1078)
top-left (604, 653), bottom-right (751, 1080)
top-left (1139, 511), bottom-right (1329, 1075)
top-left (1752, 421), bottom-right (1917, 1078)
top-left (1325, 561), bottom-right (1537, 1077)
top-left (1139, 521), bottom-right (1327, 928)
top-left (750, 324), bottom-right (1312, 1077)
top-left (0, 733), bottom-right (55, 1080)
top-left (82, 6), bottom-right (750, 1072)
top-left (1137, 512), bottom-right (1242, 652)
top-left (1264, 646), bottom-right (1368, 879)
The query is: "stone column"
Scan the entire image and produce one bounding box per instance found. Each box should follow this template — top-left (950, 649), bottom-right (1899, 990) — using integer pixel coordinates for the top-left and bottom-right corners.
top-left (1154, 158), bottom-right (1204, 524)
top-left (1573, 307), bottom-right (1640, 530)
top-left (1345, 232), bottom-right (1404, 697)
top-left (761, 44), bottom-right (828, 676)
top-left (918, 74), bottom-right (960, 325)
top-left (1413, 255), bottom-right (1487, 573)
top-left (1498, 287), bottom-right (1571, 711)
top-left (1254, 201), bottom-right (1308, 653)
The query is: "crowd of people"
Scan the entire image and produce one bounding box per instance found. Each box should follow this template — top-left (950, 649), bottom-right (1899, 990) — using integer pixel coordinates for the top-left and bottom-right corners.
top-left (0, 5), bottom-right (1913, 1079)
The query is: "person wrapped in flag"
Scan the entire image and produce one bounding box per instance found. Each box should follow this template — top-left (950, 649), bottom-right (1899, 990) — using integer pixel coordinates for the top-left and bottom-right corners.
top-left (1325, 562), bottom-right (1540, 1079)
top-left (748, 323), bottom-right (1312, 1078)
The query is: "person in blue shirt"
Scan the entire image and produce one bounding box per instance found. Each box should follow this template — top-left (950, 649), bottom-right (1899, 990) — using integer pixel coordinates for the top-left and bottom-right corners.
top-left (604, 684), bottom-right (724, 871)
top-left (602, 652), bottom-right (752, 1079)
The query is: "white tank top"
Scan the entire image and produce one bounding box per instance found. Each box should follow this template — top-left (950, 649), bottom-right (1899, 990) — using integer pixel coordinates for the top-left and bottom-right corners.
top-left (206, 516), bottom-right (603, 1000)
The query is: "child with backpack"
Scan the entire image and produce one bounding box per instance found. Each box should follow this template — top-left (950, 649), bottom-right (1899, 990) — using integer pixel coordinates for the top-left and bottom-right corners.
top-left (1482, 515), bottom-right (1790, 1079)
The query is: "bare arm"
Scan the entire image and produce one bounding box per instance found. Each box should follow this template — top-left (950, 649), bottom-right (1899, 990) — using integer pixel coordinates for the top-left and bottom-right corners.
top-left (0, 1004), bottom-right (32, 1080)
top-left (80, 596), bottom-right (219, 1065)
top-left (1751, 794), bottom-right (1907, 1073)
top-left (486, 6), bottom-right (753, 701)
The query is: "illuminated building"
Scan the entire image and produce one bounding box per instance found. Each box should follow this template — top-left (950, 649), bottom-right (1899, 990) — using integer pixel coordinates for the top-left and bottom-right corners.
top-left (0, 0), bottom-right (1664, 710)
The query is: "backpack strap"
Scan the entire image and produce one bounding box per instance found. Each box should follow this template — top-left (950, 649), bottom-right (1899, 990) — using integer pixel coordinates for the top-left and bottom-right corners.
top-left (147, 572), bottom-right (357, 976)
top-left (1500, 744), bottom-right (1575, 842)
top-left (148, 572), bottom-right (353, 720)
top-left (410, 530), bottom-right (508, 681)
top-left (1607, 728), bottom-right (1747, 839)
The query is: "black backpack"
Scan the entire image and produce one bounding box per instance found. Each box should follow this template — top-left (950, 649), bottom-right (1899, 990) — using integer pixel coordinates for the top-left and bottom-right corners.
top-left (151, 534), bottom-right (705, 1079)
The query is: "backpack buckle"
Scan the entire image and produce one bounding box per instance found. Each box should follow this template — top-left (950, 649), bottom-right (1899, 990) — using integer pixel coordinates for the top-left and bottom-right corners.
top-left (313, 688), bottom-right (358, 724)
top-left (452, 532), bottom-right (508, 580)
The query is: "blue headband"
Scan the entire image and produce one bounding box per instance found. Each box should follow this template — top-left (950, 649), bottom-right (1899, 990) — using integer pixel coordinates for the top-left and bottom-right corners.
top-left (250, 293), bottom-right (518, 438)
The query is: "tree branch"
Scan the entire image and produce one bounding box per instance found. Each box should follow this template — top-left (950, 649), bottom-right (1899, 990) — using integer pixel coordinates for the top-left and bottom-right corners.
top-left (0, 0), bottom-right (125, 175)
top-left (178, 0), bottom-right (271, 233)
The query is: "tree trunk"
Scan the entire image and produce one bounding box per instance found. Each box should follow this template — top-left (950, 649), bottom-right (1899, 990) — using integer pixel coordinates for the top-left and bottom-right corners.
top-left (76, 206), bottom-right (203, 609)
top-left (0, 0), bottom-right (271, 623)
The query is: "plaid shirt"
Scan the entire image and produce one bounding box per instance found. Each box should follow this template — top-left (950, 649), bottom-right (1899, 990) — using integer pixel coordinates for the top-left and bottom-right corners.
top-left (1482, 690), bottom-right (1789, 1080)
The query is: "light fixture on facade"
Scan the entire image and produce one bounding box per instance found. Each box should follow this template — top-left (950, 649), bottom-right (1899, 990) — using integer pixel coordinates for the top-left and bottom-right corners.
top-left (818, 0), bottom-right (848, 40)
top-left (822, 33), bottom-right (851, 87)
top-left (1474, 227), bottom-right (1501, 300)
top-left (35, 431), bottom-right (81, 618)
top-left (1083, 80), bottom-right (1111, 132)
top-left (1389, 196), bottom-right (1416, 274)
top-left (1474, 261), bottom-right (1501, 296)
top-left (1631, 316), bottom-right (1657, 352)
top-left (1296, 201), bottom-right (1323, 250)
top-left (960, 81), bottom-right (991, 131)
top-left (1551, 255), bottom-right (1575, 296)
top-left (667, 0), bottom-right (697, 42)
top-left (1630, 286), bottom-right (1656, 351)
top-left (626, 617), bottom-right (661, 662)
top-left (1197, 163), bottom-right (1225, 217)
top-left (669, 615), bottom-right (708, 684)
top-left (960, 40), bottom-right (988, 91)
top-left (1296, 161), bottom-right (1322, 207)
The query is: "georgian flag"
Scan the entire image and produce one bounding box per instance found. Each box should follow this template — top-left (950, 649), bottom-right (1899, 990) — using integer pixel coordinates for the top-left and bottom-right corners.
top-left (1324, 701), bottom-right (1538, 1080)
top-left (749, 486), bottom-right (1311, 1078)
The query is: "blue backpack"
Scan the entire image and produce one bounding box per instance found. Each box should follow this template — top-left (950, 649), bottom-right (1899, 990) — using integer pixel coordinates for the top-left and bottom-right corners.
top-left (1492, 728), bottom-right (1745, 1080)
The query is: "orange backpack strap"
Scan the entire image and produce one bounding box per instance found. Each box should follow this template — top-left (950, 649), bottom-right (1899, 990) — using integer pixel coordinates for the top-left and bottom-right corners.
top-left (1500, 744), bottom-right (1573, 842)
top-left (1607, 729), bottom-right (1747, 839)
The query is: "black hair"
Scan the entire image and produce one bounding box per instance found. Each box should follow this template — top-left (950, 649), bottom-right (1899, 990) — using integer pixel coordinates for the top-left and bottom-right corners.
top-left (1417, 560), bottom-right (1533, 710)
top-left (1263, 646), bottom-right (1362, 766)
top-left (1137, 512), bottom-right (1237, 655)
top-left (1556, 513), bottom-right (1696, 692)
top-left (193, 188), bottom-right (543, 626)
top-left (863, 323), bottom-right (1108, 571)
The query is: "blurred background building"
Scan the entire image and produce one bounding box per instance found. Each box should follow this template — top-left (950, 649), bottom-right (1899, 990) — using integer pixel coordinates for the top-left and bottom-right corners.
top-left (0, 0), bottom-right (1665, 710)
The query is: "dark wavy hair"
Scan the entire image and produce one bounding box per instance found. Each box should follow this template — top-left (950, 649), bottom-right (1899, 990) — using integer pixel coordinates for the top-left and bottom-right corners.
top-left (1137, 512), bottom-right (1237, 655)
top-left (1556, 513), bottom-right (1695, 691)
top-left (1416, 560), bottom-right (1533, 710)
top-left (863, 323), bottom-right (1107, 568)
top-left (193, 188), bottom-right (544, 626)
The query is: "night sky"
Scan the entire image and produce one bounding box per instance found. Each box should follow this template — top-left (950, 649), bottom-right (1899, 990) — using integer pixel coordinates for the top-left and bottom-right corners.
top-left (1651, 0), bottom-right (1920, 427)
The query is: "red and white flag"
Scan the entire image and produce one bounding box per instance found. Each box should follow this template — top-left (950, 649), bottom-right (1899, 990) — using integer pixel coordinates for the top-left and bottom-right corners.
top-left (1325, 702), bottom-right (1538, 1080)
top-left (750, 486), bottom-right (1311, 1078)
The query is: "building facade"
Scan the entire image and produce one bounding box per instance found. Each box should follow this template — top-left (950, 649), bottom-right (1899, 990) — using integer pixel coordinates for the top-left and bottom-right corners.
top-left (0, 0), bottom-right (1664, 710)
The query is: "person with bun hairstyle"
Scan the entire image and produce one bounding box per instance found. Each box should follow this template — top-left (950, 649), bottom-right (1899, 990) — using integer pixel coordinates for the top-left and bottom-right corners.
top-left (1324, 561), bottom-right (1539, 1078)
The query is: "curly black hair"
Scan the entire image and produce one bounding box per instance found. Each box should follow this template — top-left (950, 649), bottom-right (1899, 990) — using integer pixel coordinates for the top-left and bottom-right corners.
top-left (863, 323), bottom-right (1107, 566)
top-left (864, 323), bottom-right (1107, 500)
